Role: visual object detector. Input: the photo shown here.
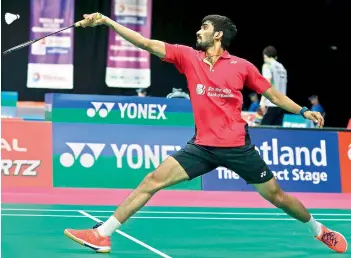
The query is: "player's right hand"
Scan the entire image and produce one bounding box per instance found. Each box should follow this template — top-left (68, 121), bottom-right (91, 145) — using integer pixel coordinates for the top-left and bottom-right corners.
top-left (304, 110), bottom-right (325, 128)
top-left (76, 13), bottom-right (106, 28)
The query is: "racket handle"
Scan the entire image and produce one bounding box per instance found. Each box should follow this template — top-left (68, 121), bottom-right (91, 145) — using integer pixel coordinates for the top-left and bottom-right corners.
top-left (74, 13), bottom-right (103, 28)
top-left (74, 21), bottom-right (82, 27)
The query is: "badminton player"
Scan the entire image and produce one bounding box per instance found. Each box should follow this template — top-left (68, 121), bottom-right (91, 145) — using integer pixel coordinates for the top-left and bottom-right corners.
top-left (64, 13), bottom-right (348, 254)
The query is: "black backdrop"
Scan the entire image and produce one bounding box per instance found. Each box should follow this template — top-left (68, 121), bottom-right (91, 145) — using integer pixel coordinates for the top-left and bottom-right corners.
top-left (1, 0), bottom-right (350, 127)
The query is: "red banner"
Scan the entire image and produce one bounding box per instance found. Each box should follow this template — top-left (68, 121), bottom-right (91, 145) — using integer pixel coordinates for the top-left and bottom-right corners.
top-left (338, 131), bottom-right (351, 193)
top-left (1, 119), bottom-right (52, 188)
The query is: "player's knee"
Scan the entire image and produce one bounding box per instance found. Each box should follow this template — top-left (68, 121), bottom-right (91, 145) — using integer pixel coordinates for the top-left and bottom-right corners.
top-left (260, 185), bottom-right (285, 208)
top-left (270, 190), bottom-right (286, 208)
top-left (140, 171), bottom-right (166, 194)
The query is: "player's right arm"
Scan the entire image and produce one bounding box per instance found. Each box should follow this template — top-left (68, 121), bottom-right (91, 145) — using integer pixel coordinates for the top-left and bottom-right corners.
top-left (78, 13), bottom-right (166, 58)
top-left (105, 18), bottom-right (166, 58)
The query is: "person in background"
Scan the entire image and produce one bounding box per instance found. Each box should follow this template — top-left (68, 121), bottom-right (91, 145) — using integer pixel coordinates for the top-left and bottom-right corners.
top-left (259, 46), bottom-right (287, 126)
top-left (307, 95), bottom-right (325, 128)
top-left (309, 95), bottom-right (325, 117)
top-left (136, 88), bottom-right (147, 97)
top-left (248, 92), bottom-right (259, 112)
top-left (166, 88), bottom-right (190, 99)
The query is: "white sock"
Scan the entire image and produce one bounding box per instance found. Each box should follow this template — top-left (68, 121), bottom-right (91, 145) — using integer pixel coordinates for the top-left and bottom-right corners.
top-left (97, 216), bottom-right (121, 237)
top-left (306, 215), bottom-right (322, 236)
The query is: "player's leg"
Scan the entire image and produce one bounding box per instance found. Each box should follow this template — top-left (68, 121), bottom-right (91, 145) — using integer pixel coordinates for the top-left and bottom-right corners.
top-left (253, 177), bottom-right (310, 221)
top-left (64, 142), bottom-right (218, 253)
top-left (221, 143), bottom-right (348, 253)
top-left (253, 177), bottom-right (348, 253)
top-left (111, 156), bottom-right (188, 224)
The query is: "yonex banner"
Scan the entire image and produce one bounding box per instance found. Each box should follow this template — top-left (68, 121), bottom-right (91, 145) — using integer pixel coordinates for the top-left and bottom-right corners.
top-left (106, 0), bottom-right (152, 88)
top-left (47, 93), bottom-right (349, 193)
top-left (27, 0), bottom-right (74, 89)
top-left (202, 128), bottom-right (343, 193)
top-left (52, 122), bottom-right (201, 190)
top-left (45, 93), bottom-right (194, 125)
top-left (1, 119), bottom-right (53, 188)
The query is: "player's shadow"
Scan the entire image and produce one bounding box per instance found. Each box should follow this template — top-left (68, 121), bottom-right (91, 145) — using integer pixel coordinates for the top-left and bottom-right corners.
top-left (58, 248), bottom-right (158, 257)
top-left (57, 248), bottom-right (112, 256)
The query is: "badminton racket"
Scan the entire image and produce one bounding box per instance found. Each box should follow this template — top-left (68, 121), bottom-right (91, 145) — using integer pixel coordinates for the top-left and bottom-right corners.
top-left (2, 24), bottom-right (77, 55)
top-left (2, 13), bottom-right (102, 55)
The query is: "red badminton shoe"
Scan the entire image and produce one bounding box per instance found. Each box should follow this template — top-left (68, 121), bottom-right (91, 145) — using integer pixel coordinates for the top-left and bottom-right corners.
top-left (64, 223), bottom-right (111, 253)
top-left (315, 225), bottom-right (348, 253)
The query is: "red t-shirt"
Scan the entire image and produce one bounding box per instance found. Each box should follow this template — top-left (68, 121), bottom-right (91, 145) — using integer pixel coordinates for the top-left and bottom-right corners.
top-left (161, 43), bottom-right (271, 147)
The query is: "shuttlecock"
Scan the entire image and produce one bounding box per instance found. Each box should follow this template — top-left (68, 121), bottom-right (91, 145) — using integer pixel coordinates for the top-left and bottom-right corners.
top-left (5, 13), bottom-right (20, 25)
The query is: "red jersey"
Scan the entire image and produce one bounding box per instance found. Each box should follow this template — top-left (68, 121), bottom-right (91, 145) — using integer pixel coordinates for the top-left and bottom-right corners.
top-left (161, 43), bottom-right (271, 147)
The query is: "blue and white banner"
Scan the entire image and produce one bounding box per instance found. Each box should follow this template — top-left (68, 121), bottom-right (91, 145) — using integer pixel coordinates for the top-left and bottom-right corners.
top-left (52, 122), bottom-right (201, 190)
top-left (46, 93), bottom-right (345, 193)
top-left (202, 128), bottom-right (342, 193)
top-left (27, 0), bottom-right (74, 89)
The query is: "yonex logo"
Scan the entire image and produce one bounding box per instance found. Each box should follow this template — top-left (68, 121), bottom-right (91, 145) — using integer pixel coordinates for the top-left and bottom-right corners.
top-left (60, 142), bottom-right (105, 168)
top-left (87, 102), bottom-right (115, 118)
top-left (261, 171), bottom-right (267, 178)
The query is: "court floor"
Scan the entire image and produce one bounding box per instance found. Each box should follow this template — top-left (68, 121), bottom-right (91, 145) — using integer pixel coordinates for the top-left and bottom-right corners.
top-left (2, 203), bottom-right (350, 257)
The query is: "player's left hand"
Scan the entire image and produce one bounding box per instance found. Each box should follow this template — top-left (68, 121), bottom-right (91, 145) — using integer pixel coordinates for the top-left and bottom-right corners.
top-left (304, 111), bottom-right (324, 128)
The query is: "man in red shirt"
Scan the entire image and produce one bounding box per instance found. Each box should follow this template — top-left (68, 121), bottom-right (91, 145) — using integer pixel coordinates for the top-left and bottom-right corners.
top-left (64, 13), bottom-right (347, 254)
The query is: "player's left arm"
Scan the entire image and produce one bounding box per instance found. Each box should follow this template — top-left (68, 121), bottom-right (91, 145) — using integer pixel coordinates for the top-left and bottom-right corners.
top-left (262, 87), bottom-right (322, 127)
top-left (245, 61), bottom-right (324, 127)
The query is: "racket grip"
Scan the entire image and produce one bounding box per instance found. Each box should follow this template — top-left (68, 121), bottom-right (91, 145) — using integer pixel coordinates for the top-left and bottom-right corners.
top-left (74, 13), bottom-right (103, 27)
top-left (74, 21), bottom-right (82, 27)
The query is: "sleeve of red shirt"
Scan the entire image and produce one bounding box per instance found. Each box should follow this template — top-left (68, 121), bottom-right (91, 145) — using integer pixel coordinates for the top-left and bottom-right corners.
top-left (160, 43), bottom-right (191, 74)
top-left (245, 60), bottom-right (272, 94)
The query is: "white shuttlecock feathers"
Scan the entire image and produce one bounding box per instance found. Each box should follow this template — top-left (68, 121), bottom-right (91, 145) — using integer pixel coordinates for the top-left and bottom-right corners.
top-left (5, 13), bottom-right (20, 25)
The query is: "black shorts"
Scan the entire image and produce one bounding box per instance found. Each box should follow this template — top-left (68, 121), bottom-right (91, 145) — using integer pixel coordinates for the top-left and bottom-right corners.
top-left (171, 141), bottom-right (273, 184)
top-left (260, 106), bottom-right (285, 126)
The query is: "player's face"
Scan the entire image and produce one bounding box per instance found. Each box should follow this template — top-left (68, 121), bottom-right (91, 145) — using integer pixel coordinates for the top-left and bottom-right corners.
top-left (196, 21), bottom-right (215, 50)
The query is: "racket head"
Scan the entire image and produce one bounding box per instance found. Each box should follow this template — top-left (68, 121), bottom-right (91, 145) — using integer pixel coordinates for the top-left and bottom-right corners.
top-left (2, 39), bottom-right (37, 55)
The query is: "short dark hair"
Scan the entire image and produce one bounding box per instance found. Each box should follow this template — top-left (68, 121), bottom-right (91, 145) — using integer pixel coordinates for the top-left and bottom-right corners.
top-left (202, 15), bottom-right (237, 50)
top-left (263, 46), bottom-right (278, 58)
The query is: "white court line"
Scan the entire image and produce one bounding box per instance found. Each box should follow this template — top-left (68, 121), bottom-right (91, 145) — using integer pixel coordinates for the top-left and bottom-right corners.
top-left (2, 208), bottom-right (351, 216)
top-left (1, 214), bottom-right (86, 218)
top-left (78, 210), bottom-right (172, 258)
top-left (2, 213), bottom-right (351, 221)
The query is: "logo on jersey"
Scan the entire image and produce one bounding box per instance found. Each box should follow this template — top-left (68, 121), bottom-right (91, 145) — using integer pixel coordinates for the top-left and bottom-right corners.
top-left (196, 84), bottom-right (206, 95)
